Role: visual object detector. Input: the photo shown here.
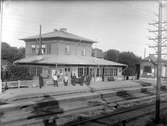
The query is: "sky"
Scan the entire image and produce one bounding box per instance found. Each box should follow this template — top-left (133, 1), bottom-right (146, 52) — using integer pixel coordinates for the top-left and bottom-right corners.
top-left (1, 0), bottom-right (167, 58)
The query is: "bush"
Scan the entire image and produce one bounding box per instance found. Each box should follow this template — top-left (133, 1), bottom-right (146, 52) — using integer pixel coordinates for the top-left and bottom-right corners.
top-left (1, 65), bottom-right (33, 81)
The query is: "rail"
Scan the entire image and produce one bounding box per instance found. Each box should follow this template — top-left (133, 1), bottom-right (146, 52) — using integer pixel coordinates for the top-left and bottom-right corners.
top-left (0, 86), bottom-right (167, 126)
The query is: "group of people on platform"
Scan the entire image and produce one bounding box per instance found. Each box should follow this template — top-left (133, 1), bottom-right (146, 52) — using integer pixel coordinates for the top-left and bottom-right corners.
top-left (52, 72), bottom-right (69, 87)
top-left (39, 72), bottom-right (92, 88)
top-left (71, 74), bottom-right (92, 86)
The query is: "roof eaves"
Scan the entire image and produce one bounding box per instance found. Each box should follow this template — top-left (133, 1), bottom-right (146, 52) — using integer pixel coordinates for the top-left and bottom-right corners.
top-left (20, 37), bottom-right (96, 43)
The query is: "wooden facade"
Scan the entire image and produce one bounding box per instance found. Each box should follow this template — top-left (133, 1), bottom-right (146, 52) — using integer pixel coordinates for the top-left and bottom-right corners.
top-left (16, 29), bottom-right (126, 85)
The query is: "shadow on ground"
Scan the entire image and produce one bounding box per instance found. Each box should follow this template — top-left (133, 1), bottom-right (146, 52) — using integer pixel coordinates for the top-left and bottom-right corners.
top-left (28, 94), bottom-right (64, 126)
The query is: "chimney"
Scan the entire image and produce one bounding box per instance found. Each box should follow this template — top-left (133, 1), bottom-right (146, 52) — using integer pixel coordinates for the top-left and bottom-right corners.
top-left (59, 28), bottom-right (67, 32)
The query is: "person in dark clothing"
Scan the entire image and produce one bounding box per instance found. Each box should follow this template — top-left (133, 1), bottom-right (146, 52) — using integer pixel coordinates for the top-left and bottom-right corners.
top-left (4, 81), bottom-right (8, 91)
top-left (39, 74), bottom-right (44, 88)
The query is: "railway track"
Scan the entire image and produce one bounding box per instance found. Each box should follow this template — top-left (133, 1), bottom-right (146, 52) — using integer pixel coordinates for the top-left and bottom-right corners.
top-left (1, 85), bottom-right (167, 126)
top-left (0, 85), bottom-right (167, 126)
top-left (64, 100), bottom-right (167, 126)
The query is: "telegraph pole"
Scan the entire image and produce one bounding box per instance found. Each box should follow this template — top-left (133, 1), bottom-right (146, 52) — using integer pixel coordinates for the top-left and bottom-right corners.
top-left (155, 0), bottom-right (162, 123)
top-left (38, 25), bottom-right (42, 55)
top-left (148, 0), bottom-right (167, 123)
top-left (35, 25), bottom-right (42, 77)
top-left (0, 0), bottom-right (4, 94)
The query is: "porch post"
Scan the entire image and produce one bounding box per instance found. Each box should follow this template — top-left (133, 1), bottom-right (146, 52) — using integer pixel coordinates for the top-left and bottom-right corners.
top-left (102, 67), bottom-right (104, 81)
top-left (94, 66), bottom-right (96, 84)
top-left (36, 66), bottom-right (38, 76)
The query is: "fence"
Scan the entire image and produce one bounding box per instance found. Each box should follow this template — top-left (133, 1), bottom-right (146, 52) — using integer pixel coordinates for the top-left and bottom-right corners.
top-left (2, 79), bottom-right (55, 91)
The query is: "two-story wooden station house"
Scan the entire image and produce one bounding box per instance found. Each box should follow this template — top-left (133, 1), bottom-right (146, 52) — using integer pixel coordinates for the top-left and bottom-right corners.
top-left (16, 28), bottom-right (127, 85)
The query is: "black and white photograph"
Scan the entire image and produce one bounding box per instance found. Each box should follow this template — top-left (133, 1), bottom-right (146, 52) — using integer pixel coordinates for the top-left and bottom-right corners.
top-left (0, 0), bottom-right (167, 126)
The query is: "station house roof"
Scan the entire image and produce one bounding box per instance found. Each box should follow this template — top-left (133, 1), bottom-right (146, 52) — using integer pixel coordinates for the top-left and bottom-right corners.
top-left (21, 28), bottom-right (96, 43)
top-left (15, 55), bottom-right (127, 67)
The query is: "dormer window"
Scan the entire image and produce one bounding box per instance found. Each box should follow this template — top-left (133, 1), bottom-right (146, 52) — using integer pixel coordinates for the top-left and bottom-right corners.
top-left (65, 45), bottom-right (70, 54)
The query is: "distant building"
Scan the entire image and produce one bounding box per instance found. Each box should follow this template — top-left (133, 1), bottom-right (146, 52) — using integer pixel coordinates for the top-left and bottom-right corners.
top-left (92, 48), bottom-right (104, 58)
top-left (16, 28), bottom-right (127, 85)
top-left (140, 55), bottom-right (167, 78)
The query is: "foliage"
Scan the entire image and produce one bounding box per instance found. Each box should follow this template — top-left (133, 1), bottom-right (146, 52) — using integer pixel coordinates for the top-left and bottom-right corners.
top-left (104, 49), bottom-right (120, 62)
top-left (1, 42), bottom-right (32, 81)
top-left (118, 52), bottom-right (141, 76)
top-left (1, 42), bottom-right (25, 63)
top-left (104, 49), bottom-right (141, 76)
top-left (1, 65), bottom-right (32, 81)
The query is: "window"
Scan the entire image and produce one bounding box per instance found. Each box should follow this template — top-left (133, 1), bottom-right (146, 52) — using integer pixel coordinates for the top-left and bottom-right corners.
top-left (65, 68), bottom-right (67, 72)
top-left (47, 44), bottom-right (51, 54)
top-left (84, 67), bottom-right (89, 76)
top-left (81, 48), bottom-right (86, 56)
top-left (65, 45), bottom-right (70, 54)
top-left (32, 45), bottom-right (36, 54)
top-left (65, 68), bottom-right (70, 72)
top-left (31, 44), bottom-right (46, 54)
top-left (96, 68), bottom-right (100, 77)
top-left (78, 68), bottom-right (83, 77)
top-left (144, 66), bottom-right (152, 73)
top-left (41, 45), bottom-right (46, 54)
top-left (104, 68), bottom-right (109, 76)
top-left (104, 67), bottom-right (117, 77)
top-left (113, 68), bottom-right (118, 76)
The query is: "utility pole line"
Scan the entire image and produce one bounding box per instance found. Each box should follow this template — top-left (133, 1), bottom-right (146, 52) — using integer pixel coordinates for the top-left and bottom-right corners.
top-left (38, 25), bottom-right (42, 55)
top-left (144, 48), bottom-right (146, 58)
top-left (155, 0), bottom-right (163, 122)
top-left (35, 25), bottom-right (42, 77)
top-left (148, 0), bottom-right (167, 123)
top-left (0, 0), bottom-right (4, 94)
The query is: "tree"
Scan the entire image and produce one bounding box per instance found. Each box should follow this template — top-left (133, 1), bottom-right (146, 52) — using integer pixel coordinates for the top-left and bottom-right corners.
top-left (104, 49), bottom-right (120, 62)
top-left (118, 52), bottom-right (141, 76)
top-left (1, 42), bottom-right (32, 81)
top-left (8, 65), bottom-right (32, 81)
top-left (1, 42), bottom-right (24, 63)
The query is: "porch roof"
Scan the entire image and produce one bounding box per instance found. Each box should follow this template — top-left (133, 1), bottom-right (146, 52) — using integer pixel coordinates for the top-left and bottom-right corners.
top-left (15, 55), bottom-right (127, 67)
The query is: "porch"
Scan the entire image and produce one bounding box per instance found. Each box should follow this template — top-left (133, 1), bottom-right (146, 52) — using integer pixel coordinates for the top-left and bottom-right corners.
top-left (29, 65), bottom-right (124, 87)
